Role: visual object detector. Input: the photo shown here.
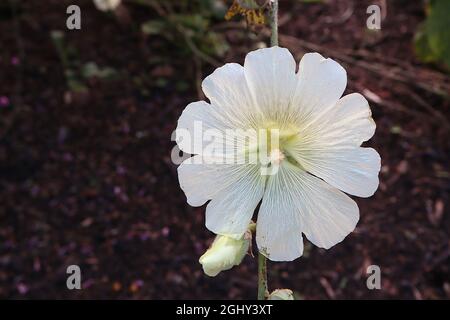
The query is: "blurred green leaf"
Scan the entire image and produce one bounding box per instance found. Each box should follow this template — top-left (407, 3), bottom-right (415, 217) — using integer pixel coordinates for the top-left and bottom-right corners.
top-left (81, 62), bottom-right (117, 80)
top-left (414, 24), bottom-right (436, 63)
top-left (198, 31), bottom-right (229, 57)
top-left (170, 14), bottom-right (210, 32)
top-left (141, 20), bottom-right (167, 35)
top-left (415, 0), bottom-right (450, 70)
top-left (67, 79), bottom-right (88, 93)
top-left (200, 0), bottom-right (228, 18)
top-left (426, 0), bottom-right (450, 68)
top-left (140, 1), bottom-right (230, 63)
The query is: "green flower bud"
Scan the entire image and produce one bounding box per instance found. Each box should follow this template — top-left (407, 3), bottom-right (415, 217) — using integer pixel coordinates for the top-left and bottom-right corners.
top-left (199, 234), bottom-right (250, 277)
top-left (93, 0), bottom-right (121, 12)
top-left (268, 289), bottom-right (294, 300)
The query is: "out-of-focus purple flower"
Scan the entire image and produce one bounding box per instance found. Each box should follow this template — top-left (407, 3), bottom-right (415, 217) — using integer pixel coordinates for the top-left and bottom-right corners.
top-left (0, 96), bottom-right (10, 107)
top-left (161, 227), bottom-right (170, 237)
top-left (17, 283), bottom-right (28, 295)
top-left (11, 56), bottom-right (20, 66)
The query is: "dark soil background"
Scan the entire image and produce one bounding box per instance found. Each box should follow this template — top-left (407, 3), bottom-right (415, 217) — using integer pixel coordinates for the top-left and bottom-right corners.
top-left (0, 0), bottom-right (449, 299)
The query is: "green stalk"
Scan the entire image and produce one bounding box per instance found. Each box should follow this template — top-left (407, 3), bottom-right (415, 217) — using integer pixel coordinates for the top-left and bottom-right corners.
top-left (257, 0), bottom-right (279, 301)
top-left (257, 251), bottom-right (269, 300)
top-left (270, 0), bottom-right (279, 46)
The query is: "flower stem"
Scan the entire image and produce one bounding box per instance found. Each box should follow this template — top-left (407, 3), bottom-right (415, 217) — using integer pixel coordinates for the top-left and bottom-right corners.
top-left (257, 251), bottom-right (269, 300)
top-left (270, 0), bottom-right (279, 46)
top-left (256, 0), bottom-right (279, 301)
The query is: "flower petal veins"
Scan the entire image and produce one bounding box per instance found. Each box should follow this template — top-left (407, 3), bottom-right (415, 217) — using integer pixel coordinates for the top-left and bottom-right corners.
top-left (176, 46), bottom-right (381, 261)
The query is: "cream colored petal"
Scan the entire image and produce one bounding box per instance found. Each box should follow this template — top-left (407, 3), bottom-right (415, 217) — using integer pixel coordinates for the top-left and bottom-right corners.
top-left (206, 164), bottom-right (265, 239)
top-left (202, 63), bottom-right (260, 128)
top-left (256, 162), bottom-right (360, 260)
top-left (297, 93), bottom-right (376, 147)
top-left (290, 53), bottom-right (347, 125)
top-left (289, 167), bottom-right (360, 249)
top-left (288, 93), bottom-right (380, 198)
top-left (256, 163), bottom-right (304, 261)
top-left (176, 101), bottom-right (258, 159)
top-left (178, 155), bottom-right (244, 207)
top-left (290, 147), bottom-right (381, 198)
top-left (244, 46), bottom-right (297, 122)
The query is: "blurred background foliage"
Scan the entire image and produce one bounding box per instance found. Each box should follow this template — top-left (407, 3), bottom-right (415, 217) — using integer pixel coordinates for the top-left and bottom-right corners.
top-left (414, 0), bottom-right (450, 70)
top-left (137, 0), bottom-right (231, 63)
top-left (131, 0), bottom-right (450, 73)
top-left (40, 0), bottom-right (450, 95)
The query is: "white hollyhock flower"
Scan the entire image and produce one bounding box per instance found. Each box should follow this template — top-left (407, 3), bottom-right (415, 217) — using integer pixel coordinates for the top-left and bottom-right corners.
top-left (199, 234), bottom-right (250, 277)
top-left (93, 0), bottom-right (121, 12)
top-left (176, 47), bottom-right (381, 261)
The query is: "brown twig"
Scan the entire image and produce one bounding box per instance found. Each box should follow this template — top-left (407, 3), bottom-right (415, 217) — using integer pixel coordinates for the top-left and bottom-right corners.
top-left (351, 84), bottom-right (429, 120)
top-left (279, 34), bottom-right (450, 98)
top-left (398, 86), bottom-right (450, 129)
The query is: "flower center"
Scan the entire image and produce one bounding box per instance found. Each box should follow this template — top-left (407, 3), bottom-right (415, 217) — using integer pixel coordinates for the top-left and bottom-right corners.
top-left (269, 148), bottom-right (285, 165)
